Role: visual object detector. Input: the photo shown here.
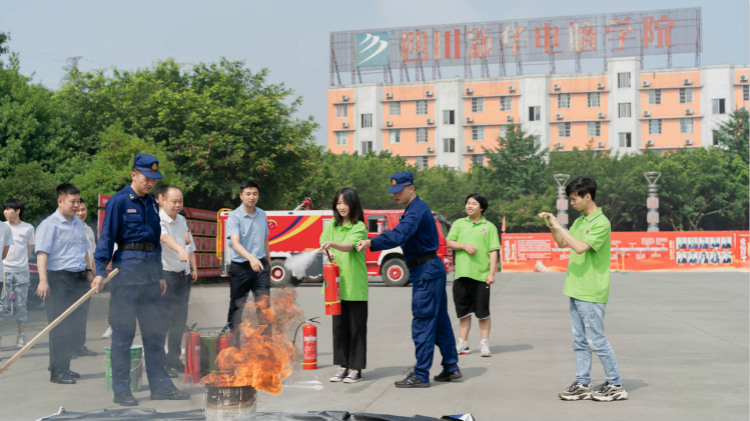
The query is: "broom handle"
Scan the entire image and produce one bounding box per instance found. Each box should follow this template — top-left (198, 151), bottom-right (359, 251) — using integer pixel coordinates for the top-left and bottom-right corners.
top-left (0, 268), bottom-right (119, 376)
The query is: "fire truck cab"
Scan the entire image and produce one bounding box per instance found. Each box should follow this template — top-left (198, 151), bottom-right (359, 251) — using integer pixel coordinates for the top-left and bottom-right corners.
top-left (217, 209), bottom-right (453, 287)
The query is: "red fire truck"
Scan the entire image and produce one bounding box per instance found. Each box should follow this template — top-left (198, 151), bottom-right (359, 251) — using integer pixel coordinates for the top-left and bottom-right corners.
top-left (217, 209), bottom-right (453, 287)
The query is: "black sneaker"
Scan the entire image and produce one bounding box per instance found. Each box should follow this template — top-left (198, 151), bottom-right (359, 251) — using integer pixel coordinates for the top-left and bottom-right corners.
top-left (50, 372), bottom-right (76, 385)
top-left (166, 366), bottom-right (181, 378)
top-left (559, 381), bottom-right (592, 401)
top-left (434, 367), bottom-right (462, 382)
top-left (75, 346), bottom-right (98, 357)
top-left (150, 385), bottom-right (190, 400)
top-left (343, 369), bottom-right (362, 383)
top-left (329, 367), bottom-right (349, 382)
top-left (591, 381), bottom-right (628, 401)
top-left (395, 372), bottom-right (430, 388)
top-left (113, 391), bottom-right (139, 406)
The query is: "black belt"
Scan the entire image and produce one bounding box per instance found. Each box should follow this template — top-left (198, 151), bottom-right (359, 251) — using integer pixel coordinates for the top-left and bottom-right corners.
top-left (406, 252), bottom-right (437, 268)
top-left (49, 270), bottom-right (86, 279)
top-left (118, 242), bottom-right (157, 252)
top-left (165, 270), bottom-right (187, 277)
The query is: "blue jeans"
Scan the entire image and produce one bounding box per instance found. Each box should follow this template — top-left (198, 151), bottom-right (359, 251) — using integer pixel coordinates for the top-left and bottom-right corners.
top-left (569, 297), bottom-right (621, 385)
top-left (0, 270), bottom-right (30, 327)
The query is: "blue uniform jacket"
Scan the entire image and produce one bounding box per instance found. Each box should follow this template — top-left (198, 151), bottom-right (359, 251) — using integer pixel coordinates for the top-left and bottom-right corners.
top-left (94, 185), bottom-right (163, 284)
top-left (370, 195), bottom-right (438, 262)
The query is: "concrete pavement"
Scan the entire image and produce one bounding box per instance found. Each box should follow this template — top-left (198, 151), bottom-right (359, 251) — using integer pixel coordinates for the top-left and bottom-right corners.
top-left (0, 271), bottom-right (747, 420)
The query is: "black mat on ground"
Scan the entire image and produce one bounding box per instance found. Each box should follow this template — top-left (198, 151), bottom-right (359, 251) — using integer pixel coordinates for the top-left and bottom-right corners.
top-left (38, 408), bottom-right (447, 421)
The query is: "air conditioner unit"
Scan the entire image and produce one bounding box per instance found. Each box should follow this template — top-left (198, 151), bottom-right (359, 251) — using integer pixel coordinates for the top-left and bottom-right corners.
top-left (643, 110), bottom-right (651, 117)
top-left (384, 148), bottom-right (392, 153)
top-left (427, 146), bottom-right (434, 152)
top-left (596, 82), bottom-right (605, 89)
top-left (426, 118), bottom-right (434, 124)
top-left (646, 139), bottom-right (655, 146)
top-left (683, 78), bottom-right (692, 85)
top-left (555, 113), bottom-right (563, 120)
top-left (741, 75), bottom-right (748, 82)
top-left (385, 120), bottom-right (393, 126)
top-left (598, 112), bottom-right (606, 118)
top-left (466, 116), bottom-right (474, 123)
top-left (642, 81), bottom-right (650, 87)
top-left (342, 149), bottom-right (348, 154)
top-left (466, 144), bottom-right (474, 151)
top-left (685, 108), bottom-right (693, 115)
top-left (597, 141), bottom-right (605, 148)
top-left (465, 87), bottom-right (473, 94)
top-left (425, 90), bottom-right (433, 96)
top-left (555, 142), bottom-right (564, 148)
top-left (342, 122), bottom-right (349, 128)
top-left (684, 139), bottom-right (693, 145)
top-left (553, 83), bottom-right (561, 90)
top-left (342, 95), bottom-right (349, 101)
top-left (508, 85), bottom-right (516, 92)
top-left (385, 92), bottom-right (393, 99)
top-left (506, 115), bottom-right (514, 121)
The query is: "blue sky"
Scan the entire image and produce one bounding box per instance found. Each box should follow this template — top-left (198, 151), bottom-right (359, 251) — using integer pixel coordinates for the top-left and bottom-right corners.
top-left (1, 1), bottom-right (747, 145)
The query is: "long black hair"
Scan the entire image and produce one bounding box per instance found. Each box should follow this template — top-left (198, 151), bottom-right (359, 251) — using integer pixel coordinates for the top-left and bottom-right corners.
top-left (331, 187), bottom-right (364, 226)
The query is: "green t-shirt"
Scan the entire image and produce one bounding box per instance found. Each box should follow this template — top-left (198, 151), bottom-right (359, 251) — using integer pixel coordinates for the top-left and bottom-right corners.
top-left (446, 216), bottom-right (500, 282)
top-left (320, 220), bottom-right (368, 301)
top-left (564, 208), bottom-right (611, 303)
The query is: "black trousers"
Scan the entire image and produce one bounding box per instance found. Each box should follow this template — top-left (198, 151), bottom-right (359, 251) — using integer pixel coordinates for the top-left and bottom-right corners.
top-left (332, 300), bottom-right (368, 370)
top-left (46, 270), bottom-right (89, 376)
top-left (227, 260), bottom-right (270, 330)
top-left (162, 271), bottom-right (191, 363)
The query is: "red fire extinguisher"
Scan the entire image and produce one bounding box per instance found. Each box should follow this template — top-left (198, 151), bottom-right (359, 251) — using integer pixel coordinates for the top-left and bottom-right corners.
top-left (323, 250), bottom-right (341, 316)
top-left (301, 318), bottom-right (320, 370)
top-left (184, 328), bottom-right (201, 382)
top-left (215, 333), bottom-right (230, 356)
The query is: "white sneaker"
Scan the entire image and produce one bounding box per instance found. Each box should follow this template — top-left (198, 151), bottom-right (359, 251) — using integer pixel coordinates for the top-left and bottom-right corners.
top-left (17, 334), bottom-right (29, 348)
top-left (343, 369), bottom-right (362, 383)
top-left (479, 340), bottom-right (491, 357)
top-left (456, 338), bottom-right (470, 355)
top-left (329, 367), bottom-right (348, 382)
top-left (102, 325), bottom-right (112, 339)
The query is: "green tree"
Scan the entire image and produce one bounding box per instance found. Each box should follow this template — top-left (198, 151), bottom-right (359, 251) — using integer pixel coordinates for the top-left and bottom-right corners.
top-left (0, 162), bottom-right (59, 225)
top-left (713, 107), bottom-right (749, 165)
top-left (416, 165), bottom-right (476, 223)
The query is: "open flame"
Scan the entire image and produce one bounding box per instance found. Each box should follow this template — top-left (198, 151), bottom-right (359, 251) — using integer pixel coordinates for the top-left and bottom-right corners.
top-left (201, 288), bottom-right (304, 395)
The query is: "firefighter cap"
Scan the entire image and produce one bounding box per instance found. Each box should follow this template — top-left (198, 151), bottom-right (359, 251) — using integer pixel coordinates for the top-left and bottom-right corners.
top-left (387, 171), bottom-right (414, 193)
top-left (132, 153), bottom-right (164, 179)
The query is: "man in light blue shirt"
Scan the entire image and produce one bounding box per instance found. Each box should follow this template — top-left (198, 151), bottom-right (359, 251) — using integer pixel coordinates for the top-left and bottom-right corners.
top-left (225, 180), bottom-right (270, 331)
top-left (35, 184), bottom-right (92, 385)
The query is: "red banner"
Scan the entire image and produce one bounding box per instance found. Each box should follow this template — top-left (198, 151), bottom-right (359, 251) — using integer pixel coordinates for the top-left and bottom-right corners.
top-left (502, 231), bottom-right (749, 272)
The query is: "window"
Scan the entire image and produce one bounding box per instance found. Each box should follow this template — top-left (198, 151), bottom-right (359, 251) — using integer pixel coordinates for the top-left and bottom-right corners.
top-left (679, 88), bottom-right (693, 104)
top-left (471, 97), bottom-right (484, 112)
top-left (499, 96), bottom-right (513, 111)
top-left (680, 118), bottom-right (693, 134)
top-left (619, 132), bottom-right (632, 147)
top-left (389, 101), bottom-right (401, 116)
top-left (361, 141), bottom-right (373, 155)
top-left (617, 72), bottom-right (631, 88)
top-left (648, 119), bottom-right (662, 135)
top-left (336, 104), bottom-right (348, 118)
top-left (443, 110), bottom-right (455, 125)
top-left (588, 122), bottom-right (601, 137)
top-left (587, 92), bottom-right (600, 107)
top-left (416, 100), bottom-right (429, 115)
top-left (618, 103), bottom-right (631, 118)
top-left (648, 89), bottom-right (662, 105)
top-left (389, 129), bottom-right (401, 143)
top-left (416, 156), bottom-right (429, 170)
top-left (533, 136), bottom-right (541, 147)
top-left (336, 132), bottom-right (347, 145)
top-left (500, 125), bottom-right (510, 138)
top-left (472, 126), bottom-right (484, 141)
top-left (416, 127), bottom-right (429, 143)
top-left (557, 122), bottom-right (571, 137)
top-left (361, 113), bottom-right (372, 128)
top-left (443, 138), bottom-right (455, 153)
top-left (528, 106), bottom-right (541, 121)
top-left (557, 93), bottom-right (571, 109)
top-left (712, 98), bottom-right (726, 114)
top-left (712, 133), bottom-right (720, 146)
top-left (744, 85), bottom-right (749, 102)
top-left (471, 154), bottom-right (484, 167)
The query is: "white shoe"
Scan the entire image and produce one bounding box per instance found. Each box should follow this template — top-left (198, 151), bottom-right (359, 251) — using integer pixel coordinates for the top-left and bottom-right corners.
top-left (329, 367), bottom-right (348, 382)
top-left (456, 338), bottom-right (470, 355)
top-left (102, 326), bottom-right (112, 339)
top-left (479, 340), bottom-right (491, 357)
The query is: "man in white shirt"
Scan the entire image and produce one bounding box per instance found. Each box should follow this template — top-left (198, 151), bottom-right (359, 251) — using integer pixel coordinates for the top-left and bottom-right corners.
top-left (158, 186), bottom-right (196, 376)
top-left (2, 198), bottom-right (33, 348)
top-left (70, 198), bottom-right (98, 357)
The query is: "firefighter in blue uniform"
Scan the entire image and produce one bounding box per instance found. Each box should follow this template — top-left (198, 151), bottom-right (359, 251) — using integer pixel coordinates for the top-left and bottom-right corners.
top-left (92, 154), bottom-right (190, 406)
top-left (357, 172), bottom-right (461, 388)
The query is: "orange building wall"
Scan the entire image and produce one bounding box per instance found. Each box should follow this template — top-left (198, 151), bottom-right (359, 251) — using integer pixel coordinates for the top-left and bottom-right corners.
top-left (734, 69), bottom-right (749, 110)
top-left (328, 89), bottom-right (355, 154)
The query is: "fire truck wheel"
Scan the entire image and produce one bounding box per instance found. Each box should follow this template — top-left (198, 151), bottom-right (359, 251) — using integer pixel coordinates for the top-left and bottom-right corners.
top-left (380, 258), bottom-right (410, 287)
top-left (270, 259), bottom-right (292, 287)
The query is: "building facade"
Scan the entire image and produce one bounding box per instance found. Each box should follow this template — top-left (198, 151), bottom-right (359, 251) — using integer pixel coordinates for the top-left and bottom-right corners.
top-left (327, 58), bottom-right (749, 171)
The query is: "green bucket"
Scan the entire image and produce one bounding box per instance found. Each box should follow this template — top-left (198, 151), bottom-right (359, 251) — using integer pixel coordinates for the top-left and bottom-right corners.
top-left (104, 345), bottom-right (143, 392)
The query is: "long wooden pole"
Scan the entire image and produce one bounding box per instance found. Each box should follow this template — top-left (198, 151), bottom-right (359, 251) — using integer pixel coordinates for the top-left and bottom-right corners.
top-left (0, 268), bottom-right (119, 376)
